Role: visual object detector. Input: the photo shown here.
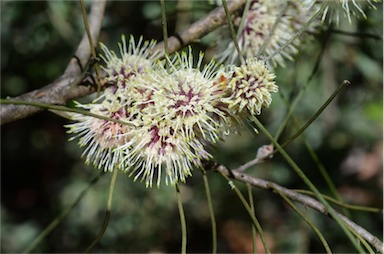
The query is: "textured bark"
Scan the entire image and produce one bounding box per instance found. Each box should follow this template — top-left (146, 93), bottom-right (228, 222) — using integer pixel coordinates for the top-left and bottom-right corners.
top-left (211, 162), bottom-right (383, 253)
top-left (0, 0), bottom-right (246, 125)
top-left (1, 1), bottom-right (107, 125)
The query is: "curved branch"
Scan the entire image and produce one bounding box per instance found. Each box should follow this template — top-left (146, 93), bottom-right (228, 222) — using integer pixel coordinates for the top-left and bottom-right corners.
top-left (153, 0), bottom-right (246, 58)
top-left (0, 0), bottom-right (246, 125)
top-left (208, 162), bottom-right (383, 253)
top-left (0, 0), bottom-right (107, 125)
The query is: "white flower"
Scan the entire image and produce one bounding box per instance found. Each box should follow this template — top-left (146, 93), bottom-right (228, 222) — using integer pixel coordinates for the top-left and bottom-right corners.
top-left (99, 34), bottom-right (160, 93)
top-left (66, 99), bottom-right (135, 172)
top-left (67, 34), bottom-right (159, 173)
top-left (221, 58), bottom-right (278, 116)
top-left (117, 48), bottom-right (229, 187)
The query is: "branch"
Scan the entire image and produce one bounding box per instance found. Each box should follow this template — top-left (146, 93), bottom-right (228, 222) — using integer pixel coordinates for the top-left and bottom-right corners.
top-left (0, 0), bottom-right (245, 125)
top-left (0, 0), bottom-right (107, 125)
top-left (153, 0), bottom-right (245, 58)
top-left (208, 162), bottom-right (383, 252)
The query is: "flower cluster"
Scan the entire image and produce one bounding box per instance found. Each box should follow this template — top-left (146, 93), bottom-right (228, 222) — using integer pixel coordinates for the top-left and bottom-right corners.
top-left (66, 35), bottom-right (278, 187)
top-left (217, 0), bottom-right (319, 68)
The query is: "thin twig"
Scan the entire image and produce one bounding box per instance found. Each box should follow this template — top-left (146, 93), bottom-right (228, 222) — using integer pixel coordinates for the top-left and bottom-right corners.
top-left (207, 164), bottom-right (383, 252)
top-left (84, 168), bottom-right (119, 253)
top-left (160, 0), bottom-right (169, 56)
top-left (153, 0), bottom-right (246, 58)
top-left (219, 171), bottom-right (270, 254)
top-left (252, 116), bottom-right (365, 253)
top-left (176, 184), bottom-right (187, 254)
top-left (1, 0), bottom-right (107, 125)
top-left (274, 80), bottom-right (350, 154)
top-left (222, 0), bottom-right (245, 64)
top-left (201, 169), bottom-right (217, 254)
top-left (0, 99), bottom-right (137, 127)
top-left (295, 190), bottom-right (382, 213)
top-left (80, 0), bottom-right (101, 96)
top-left (1, 0), bottom-right (245, 125)
top-left (271, 185), bottom-right (332, 254)
top-left (247, 183), bottom-right (257, 254)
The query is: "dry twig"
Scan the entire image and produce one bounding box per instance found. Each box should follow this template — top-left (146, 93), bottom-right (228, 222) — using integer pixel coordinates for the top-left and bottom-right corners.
top-left (208, 161), bottom-right (383, 253)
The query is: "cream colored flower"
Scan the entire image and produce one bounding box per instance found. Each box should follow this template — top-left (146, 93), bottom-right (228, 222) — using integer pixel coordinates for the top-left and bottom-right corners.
top-left (222, 58), bottom-right (278, 116)
top-left (117, 49), bottom-right (228, 187)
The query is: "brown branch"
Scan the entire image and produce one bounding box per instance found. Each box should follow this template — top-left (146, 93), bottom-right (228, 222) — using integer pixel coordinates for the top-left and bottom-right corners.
top-left (0, 0), bottom-right (107, 125)
top-left (153, 0), bottom-right (246, 58)
top-left (0, 0), bottom-right (245, 125)
top-left (209, 162), bottom-right (383, 253)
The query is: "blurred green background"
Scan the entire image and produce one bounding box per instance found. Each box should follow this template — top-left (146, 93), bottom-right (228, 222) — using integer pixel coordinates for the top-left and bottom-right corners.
top-left (1, 1), bottom-right (382, 253)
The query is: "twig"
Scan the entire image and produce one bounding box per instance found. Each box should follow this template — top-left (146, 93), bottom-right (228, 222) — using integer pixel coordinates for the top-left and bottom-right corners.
top-left (247, 183), bottom-right (257, 254)
top-left (1, 0), bottom-right (107, 125)
top-left (219, 171), bottom-right (271, 254)
top-left (0, 99), bottom-right (136, 127)
top-left (80, 0), bottom-right (102, 96)
top-left (208, 163), bottom-right (383, 253)
top-left (222, 0), bottom-right (245, 64)
top-left (252, 116), bottom-right (365, 253)
top-left (153, 0), bottom-right (246, 58)
top-left (84, 168), bottom-right (119, 253)
top-left (176, 184), bottom-right (187, 254)
top-left (1, 0), bottom-right (245, 125)
top-left (271, 185), bottom-right (332, 254)
top-left (201, 169), bottom-right (217, 254)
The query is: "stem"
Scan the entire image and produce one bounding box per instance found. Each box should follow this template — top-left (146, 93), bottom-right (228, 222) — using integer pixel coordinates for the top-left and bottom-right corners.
top-left (295, 190), bottom-right (382, 213)
top-left (213, 165), bottom-right (383, 252)
top-left (251, 117), bottom-right (366, 253)
top-left (277, 81), bottom-right (351, 217)
top-left (274, 84), bottom-right (310, 143)
top-left (84, 168), bottom-right (118, 252)
top-left (271, 185), bottom-right (332, 254)
top-left (281, 80), bottom-right (349, 149)
top-left (160, 0), bottom-right (169, 56)
top-left (80, 0), bottom-right (101, 96)
top-left (219, 171), bottom-right (270, 254)
top-left (176, 183), bottom-right (187, 254)
top-left (301, 134), bottom-right (351, 217)
top-left (201, 169), bottom-right (217, 254)
top-left (222, 0), bottom-right (245, 65)
top-left (247, 183), bottom-right (257, 254)
top-left (236, 0), bottom-right (251, 41)
top-left (0, 99), bottom-right (136, 127)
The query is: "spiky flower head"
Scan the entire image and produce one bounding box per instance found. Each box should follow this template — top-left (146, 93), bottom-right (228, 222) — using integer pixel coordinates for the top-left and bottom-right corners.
top-left (221, 58), bottom-right (278, 116)
top-left (217, 0), bottom-right (318, 68)
top-left (118, 48), bottom-right (228, 187)
top-left (99, 34), bottom-right (159, 93)
top-left (67, 35), bottom-right (279, 188)
top-left (67, 35), bottom-right (159, 173)
top-left (306, 0), bottom-right (380, 25)
top-left (66, 99), bottom-right (135, 172)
